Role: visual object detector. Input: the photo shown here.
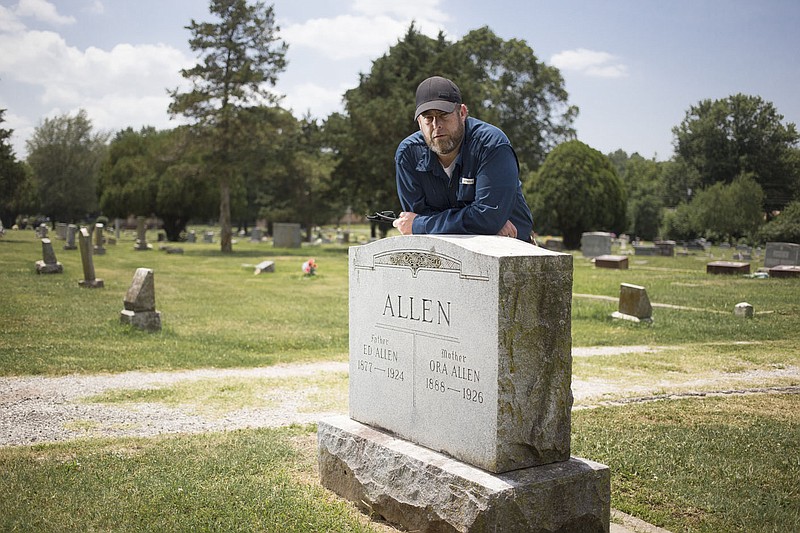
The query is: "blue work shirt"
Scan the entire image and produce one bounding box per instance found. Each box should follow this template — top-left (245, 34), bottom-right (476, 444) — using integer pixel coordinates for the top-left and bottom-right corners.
top-left (395, 117), bottom-right (534, 242)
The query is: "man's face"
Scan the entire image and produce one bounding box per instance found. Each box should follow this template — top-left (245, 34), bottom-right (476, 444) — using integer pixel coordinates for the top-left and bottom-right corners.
top-left (417, 104), bottom-right (466, 157)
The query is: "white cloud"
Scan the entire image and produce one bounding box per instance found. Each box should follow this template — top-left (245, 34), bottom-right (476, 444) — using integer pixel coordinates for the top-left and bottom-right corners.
top-left (281, 0), bottom-right (449, 61)
top-left (550, 48), bottom-right (629, 78)
top-left (351, 0), bottom-right (448, 22)
top-left (86, 1), bottom-right (105, 15)
top-left (0, 5), bottom-right (26, 32)
top-left (280, 81), bottom-right (351, 117)
top-left (13, 0), bottom-right (75, 26)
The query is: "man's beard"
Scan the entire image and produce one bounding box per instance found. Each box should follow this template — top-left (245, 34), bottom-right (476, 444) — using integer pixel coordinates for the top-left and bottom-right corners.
top-left (426, 122), bottom-right (464, 156)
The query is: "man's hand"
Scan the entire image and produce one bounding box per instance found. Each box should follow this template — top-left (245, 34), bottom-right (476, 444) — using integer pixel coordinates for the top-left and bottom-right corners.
top-left (392, 212), bottom-right (417, 235)
top-left (497, 220), bottom-right (517, 238)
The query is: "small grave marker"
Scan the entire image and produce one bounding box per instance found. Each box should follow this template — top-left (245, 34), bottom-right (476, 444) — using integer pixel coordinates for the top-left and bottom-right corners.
top-left (35, 238), bottom-right (63, 274)
top-left (120, 268), bottom-right (161, 332)
top-left (734, 302), bottom-right (754, 318)
top-left (594, 254), bottom-right (628, 269)
top-left (706, 261), bottom-right (750, 275)
top-left (64, 224), bottom-right (78, 250)
top-left (78, 227), bottom-right (103, 288)
top-left (611, 283), bottom-right (653, 323)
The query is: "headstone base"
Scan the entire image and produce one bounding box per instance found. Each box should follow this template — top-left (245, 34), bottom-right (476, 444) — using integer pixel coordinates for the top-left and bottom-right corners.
top-left (35, 260), bottom-right (63, 274)
top-left (611, 311), bottom-right (653, 324)
top-left (120, 309), bottom-right (162, 332)
top-left (318, 416), bottom-right (610, 533)
top-left (78, 279), bottom-right (104, 288)
top-left (63, 244), bottom-right (77, 250)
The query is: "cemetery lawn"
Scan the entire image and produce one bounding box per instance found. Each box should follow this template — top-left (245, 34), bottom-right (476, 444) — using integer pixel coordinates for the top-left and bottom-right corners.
top-left (0, 424), bottom-right (384, 533)
top-left (2, 228), bottom-right (800, 531)
top-left (0, 394), bottom-right (797, 533)
top-left (572, 392), bottom-right (800, 532)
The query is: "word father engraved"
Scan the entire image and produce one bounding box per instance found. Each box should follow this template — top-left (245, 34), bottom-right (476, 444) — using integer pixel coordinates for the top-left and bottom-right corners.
top-left (382, 294), bottom-right (451, 326)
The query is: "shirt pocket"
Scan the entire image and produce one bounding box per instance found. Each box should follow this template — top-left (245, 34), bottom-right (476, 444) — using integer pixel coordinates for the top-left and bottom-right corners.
top-left (456, 176), bottom-right (476, 205)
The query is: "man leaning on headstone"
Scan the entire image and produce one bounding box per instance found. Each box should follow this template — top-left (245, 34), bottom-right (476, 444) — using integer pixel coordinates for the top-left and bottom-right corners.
top-left (392, 76), bottom-right (535, 243)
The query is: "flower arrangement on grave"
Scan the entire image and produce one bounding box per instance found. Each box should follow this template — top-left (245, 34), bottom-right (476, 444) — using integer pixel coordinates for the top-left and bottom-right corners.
top-left (302, 258), bottom-right (317, 276)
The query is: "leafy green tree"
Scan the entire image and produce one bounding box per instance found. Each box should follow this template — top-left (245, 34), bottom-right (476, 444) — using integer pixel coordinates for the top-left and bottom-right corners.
top-left (234, 107), bottom-right (339, 237)
top-left (673, 94), bottom-right (799, 216)
top-left (0, 109), bottom-right (31, 228)
top-left (26, 109), bottom-right (109, 223)
top-left (169, 0), bottom-right (288, 252)
top-left (526, 140), bottom-right (626, 248)
top-left (662, 175), bottom-right (765, 243)
top-left (98, 127), bottom-right (217, 241)
top-left (759, 200), bottom-right (800, 243)
top-left (329, 25), bottom-right (576, 228)
top-left (607, 150), bottom-right (665, 240)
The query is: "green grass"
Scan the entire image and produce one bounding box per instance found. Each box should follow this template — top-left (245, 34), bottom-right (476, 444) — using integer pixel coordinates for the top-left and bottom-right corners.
top-left (3, 229), bottom-right (798, 376)
top-left (0, 425), bottom-right (380, 532)
top-left (0, 227), bottom-right (353, 374)
top-left (3, 228), bottom-right (800, 532)
top-left (572, 393), bottom-right (800, 533)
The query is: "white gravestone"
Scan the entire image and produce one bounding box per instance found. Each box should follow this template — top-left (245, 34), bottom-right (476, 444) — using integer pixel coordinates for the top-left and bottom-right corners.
top-left (348, 235), bottom-right (573, 473)
top-left (320, 235), bottom-right (610, 532)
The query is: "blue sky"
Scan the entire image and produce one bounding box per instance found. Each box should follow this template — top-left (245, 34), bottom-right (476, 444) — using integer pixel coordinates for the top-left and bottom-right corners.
top-left (1, 0), bottom-right (798, 161)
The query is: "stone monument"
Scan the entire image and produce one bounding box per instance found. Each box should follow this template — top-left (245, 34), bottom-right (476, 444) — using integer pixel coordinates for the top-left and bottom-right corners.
top-left (318, 235), bottom-right (610, 532)
top-left (35, 238), bottom-right (63, 274)
top-left (64, 224), bottom-right (78, 250)
top-left (764, 242), bottom-right (800, 268)
top-left (93, 223), bottom-right (106, 255)
top-left (273, 222), bottom-right (302, 248)
top-left (134, 216), bottom-right (151, 251)
top-left (581, 232), bottom-right (613, 257)
top-left (611, 283), bottom-right (653, 323)
top-left (78, 227), bottom-right (104, 288)
top-left (120, 268), bottom-right (162, 332)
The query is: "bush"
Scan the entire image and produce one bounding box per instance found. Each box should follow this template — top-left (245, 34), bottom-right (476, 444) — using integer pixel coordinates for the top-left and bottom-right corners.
top-left (759, 201), bottom-right (800, 243)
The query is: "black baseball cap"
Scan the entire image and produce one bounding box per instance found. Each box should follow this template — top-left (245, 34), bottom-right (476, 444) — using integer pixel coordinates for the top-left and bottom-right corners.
top-left (414, 76), bottom-right (462, 120)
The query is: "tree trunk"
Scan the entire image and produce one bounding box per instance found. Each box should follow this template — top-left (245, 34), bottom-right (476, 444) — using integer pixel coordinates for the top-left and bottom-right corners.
top-left (219, 177), bottom-right (233, 253)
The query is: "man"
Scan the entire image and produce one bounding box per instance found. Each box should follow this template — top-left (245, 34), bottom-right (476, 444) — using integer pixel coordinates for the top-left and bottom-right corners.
top-left (393, 76), bottom-right (535, 242)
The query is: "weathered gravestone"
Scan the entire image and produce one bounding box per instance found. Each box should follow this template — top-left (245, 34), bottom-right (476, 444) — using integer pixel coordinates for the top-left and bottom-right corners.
top-left (581, 231), bottom-right (613, 257)
top-left (254, 260), bottom-right (275, 274)
top-left (78, 227), bottom-right (104, 288)
top-left (769, 265), bottom-right (800, 278)
top-left (120, 268), bottom-right (162, 332)
top-left (655, 240), bottom-right (676, 257)
top-left (611, 283), bottom-right (653, 323)
top-left (764, 242), bottom-right (800, 268)
top-left (273, 222), bottom-right (302, 248)
top-left (707, 261), bottom-right (750, 275)
top-left (595, 254), bottom-right (628, 269)
top-left (186, 230), bottom-right (197, 243)
top-left (55, 222), bottom-right (67, 240)
top-left (734, 302), bottom-right (754, 318)
top-left (93, 223), bottom-right (106, 255)
top-left (35, 223), bottom-right (48, 238)
top-left (35, 238), bottom-right (63, 274)
top-left (633, 244), bottom-right (659, 256)
top-left (250, 227), bottom-right (264, 242)
top-left (134, 216), bottom-right (151, 251)
top-left (318, 235), bottom-right (610, 533)
top-left (64, 224), bottom-right (78, 250)
top-left (203, 231), bottom-right (214, 243)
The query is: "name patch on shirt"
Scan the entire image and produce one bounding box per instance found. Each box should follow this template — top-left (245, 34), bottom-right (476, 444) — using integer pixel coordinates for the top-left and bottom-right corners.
top-left (461, 177), bottom-right (475, 185)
